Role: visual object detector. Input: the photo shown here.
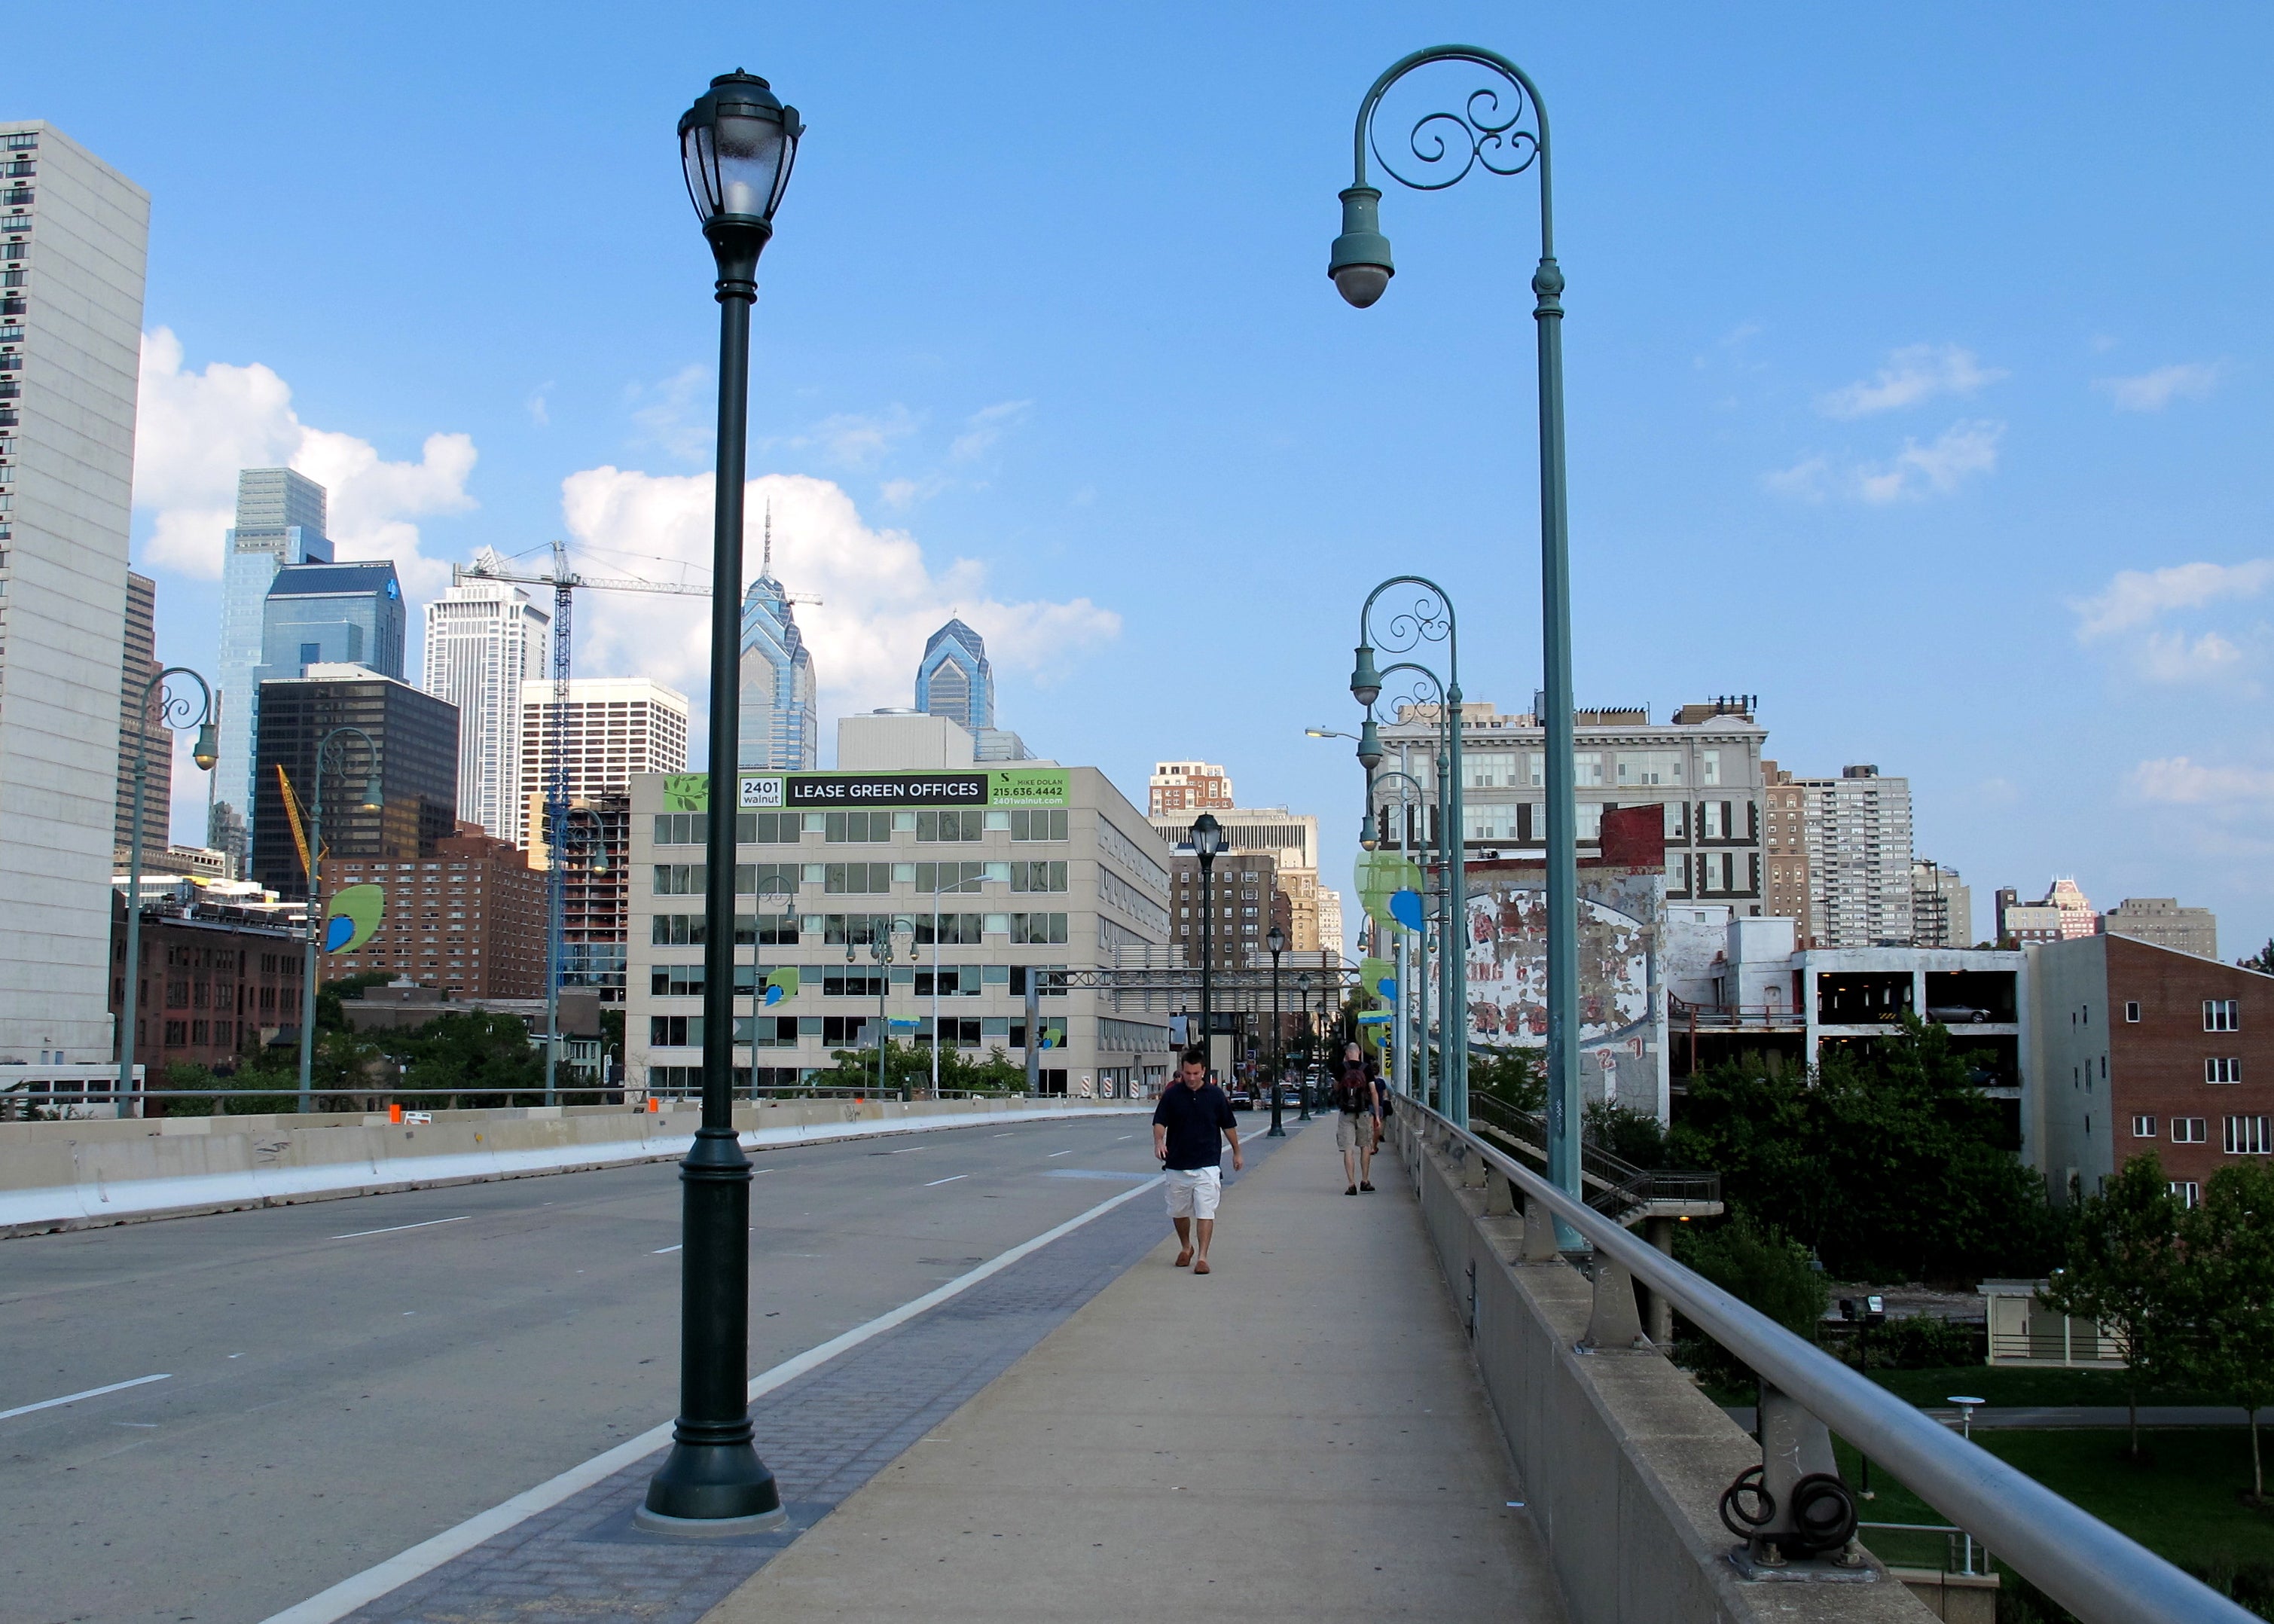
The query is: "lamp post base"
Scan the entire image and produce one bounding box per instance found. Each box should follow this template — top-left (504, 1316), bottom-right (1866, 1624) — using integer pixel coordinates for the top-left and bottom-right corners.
top-left (641, 1438), bottom-right (783, 1527)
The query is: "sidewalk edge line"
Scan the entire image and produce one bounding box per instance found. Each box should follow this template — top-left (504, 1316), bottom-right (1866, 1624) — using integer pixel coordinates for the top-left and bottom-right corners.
top-left (256, 1172), bottom-right (1166, 1624)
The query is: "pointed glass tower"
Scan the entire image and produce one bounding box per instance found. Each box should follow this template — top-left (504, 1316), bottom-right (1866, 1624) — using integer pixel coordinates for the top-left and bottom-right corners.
top-left (737, 510), bottom-right (817, 769)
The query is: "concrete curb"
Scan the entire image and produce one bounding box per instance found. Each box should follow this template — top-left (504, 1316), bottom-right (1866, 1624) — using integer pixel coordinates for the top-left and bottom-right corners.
top-left (1, 1100), bottom-right (1149, 1238)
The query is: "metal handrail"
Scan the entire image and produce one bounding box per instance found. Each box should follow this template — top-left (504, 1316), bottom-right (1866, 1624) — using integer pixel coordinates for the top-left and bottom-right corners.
top-left (1402, 1094), bottom-right (2253, 1624)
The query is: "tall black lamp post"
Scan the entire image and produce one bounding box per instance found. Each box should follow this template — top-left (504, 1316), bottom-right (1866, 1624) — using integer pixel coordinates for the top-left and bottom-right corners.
top-left (642, 68), bottom-right (801, 1535)
top-left (1189, 812), bottom-right (1224, 1079)
top-left (1265, 923), bottom-right (1286, 1136)
top-left (1294, 970), bottom-right (1314, 1120)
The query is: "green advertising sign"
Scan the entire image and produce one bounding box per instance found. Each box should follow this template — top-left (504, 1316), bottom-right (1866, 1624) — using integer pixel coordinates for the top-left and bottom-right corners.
top-left (659, 769), bottom-right (1070, 810)
top-left (987, 768), bottom-right (1070, 807)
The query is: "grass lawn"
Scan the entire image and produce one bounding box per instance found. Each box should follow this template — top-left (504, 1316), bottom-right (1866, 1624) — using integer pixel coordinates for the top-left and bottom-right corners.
top-left (1837, 1428), bottom-right (2274, 1576)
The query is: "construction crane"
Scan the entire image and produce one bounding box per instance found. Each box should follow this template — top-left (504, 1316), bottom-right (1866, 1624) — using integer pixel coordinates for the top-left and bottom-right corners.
top-left (450, 520), bottom-right (817, 1103)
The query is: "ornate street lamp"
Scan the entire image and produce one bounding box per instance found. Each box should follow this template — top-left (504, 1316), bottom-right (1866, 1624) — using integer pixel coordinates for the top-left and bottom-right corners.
top-left (294, 727), bottom-right (383, 1113)
top-left (115, 668), bottom-right (217, 1116)
top-left (643, 67), bottom-right (802, 1535)
top-left (1188, 812), bottom-right (1225, 1081)
top-left (1351, 617), bottom-right (1463, 1125)
top-left (1331, 48), bottom-right (1573, 1205)
top-left (1294, 969), bottom-right (1315, 1120)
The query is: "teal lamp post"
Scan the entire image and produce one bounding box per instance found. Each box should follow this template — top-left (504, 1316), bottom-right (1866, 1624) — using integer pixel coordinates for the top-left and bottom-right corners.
top-left (1331, 45), bottom-right (1579, 1218)
top-left (293, 726), bottom-right (383, 1113)
top-left (116, 668), bottom-right (218, 1116)
top-left (1350, 593), bottom-right (1466, 1128)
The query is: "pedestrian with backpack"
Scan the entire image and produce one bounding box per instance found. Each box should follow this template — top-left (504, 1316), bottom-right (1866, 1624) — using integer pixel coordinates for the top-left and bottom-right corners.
top-left (1335, 1059), bottom-right (1376, 1195)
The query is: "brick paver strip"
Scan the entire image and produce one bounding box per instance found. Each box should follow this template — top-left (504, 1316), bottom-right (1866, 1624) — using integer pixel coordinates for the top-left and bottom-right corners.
top-left (341, 1135), bottom-right (1287, 1623)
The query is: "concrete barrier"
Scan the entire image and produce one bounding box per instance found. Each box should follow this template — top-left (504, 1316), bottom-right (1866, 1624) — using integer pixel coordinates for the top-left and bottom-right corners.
top-left (0, 1098), bottom-right (1148, 1238)
top-left (1392, 1113), bottom-right (1931, 1624)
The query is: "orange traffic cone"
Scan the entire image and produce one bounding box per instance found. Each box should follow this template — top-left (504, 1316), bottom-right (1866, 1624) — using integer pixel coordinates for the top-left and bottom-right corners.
top-left (389, 1102), bottom-right (403, 1124)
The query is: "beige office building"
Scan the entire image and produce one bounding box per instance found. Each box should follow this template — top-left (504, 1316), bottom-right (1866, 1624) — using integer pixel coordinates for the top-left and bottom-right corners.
top-left (0, 124), bottom-right (148, 1070)
top-left (517, 676), bottom-right (689, 855)
top-left (627, 738), bottom-right (1175, 1098)
top-left (1149, 804), bottom-right (1329, 953)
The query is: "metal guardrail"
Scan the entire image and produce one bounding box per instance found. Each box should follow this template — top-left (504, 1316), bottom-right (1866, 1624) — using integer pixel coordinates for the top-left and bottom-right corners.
top-left (1467, 1091), bottom-right (1721, 1215)
top-left (1403, 1095), bottom-right (2253, 1624)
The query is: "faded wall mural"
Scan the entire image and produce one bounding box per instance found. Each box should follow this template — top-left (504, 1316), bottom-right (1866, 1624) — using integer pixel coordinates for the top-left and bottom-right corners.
top-left (1463, 861), bottom-right (1668, 1119)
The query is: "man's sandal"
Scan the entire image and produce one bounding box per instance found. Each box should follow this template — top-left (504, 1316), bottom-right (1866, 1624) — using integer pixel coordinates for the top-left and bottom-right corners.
top-left (1192, 1259), bottom-right (1210, 1274)
top-left (1174, 1249), bottom-right (1193, 1267)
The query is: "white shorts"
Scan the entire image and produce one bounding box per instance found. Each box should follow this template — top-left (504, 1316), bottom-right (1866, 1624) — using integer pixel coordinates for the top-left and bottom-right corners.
top-left (1164, 1165), bottom-right (1223, 1220)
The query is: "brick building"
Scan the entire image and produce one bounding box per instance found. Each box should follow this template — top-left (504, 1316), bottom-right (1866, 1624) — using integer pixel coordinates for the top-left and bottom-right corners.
top-left (1168, 848), bottom-right (1281, 971)
top-left (2031, 934), bottom-right (2274, 1207)
top-left (321, 823), bottom-right (548, 997)
top-left (109, 894), bottom-right (304, 1076)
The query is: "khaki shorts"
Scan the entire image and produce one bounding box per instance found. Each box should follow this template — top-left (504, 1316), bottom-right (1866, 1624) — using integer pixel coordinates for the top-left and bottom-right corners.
top-left (1335, 1113), bottom-right (1374, 1152)
top-left (1164, 1165), bottom-right (1223, 1220)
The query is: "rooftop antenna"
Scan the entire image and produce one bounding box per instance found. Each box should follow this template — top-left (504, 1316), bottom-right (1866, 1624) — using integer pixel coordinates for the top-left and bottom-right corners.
top-left (762, 501), bottom-right (774, 582)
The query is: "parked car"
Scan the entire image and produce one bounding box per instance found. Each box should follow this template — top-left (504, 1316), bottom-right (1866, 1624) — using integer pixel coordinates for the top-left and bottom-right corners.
top-left (1226, 1084), bottom-right (1257, 1110)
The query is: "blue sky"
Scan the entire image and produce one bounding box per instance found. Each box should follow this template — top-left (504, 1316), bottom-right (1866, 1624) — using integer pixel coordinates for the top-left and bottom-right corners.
top-left (32, 2), bottom-right (2274, 954)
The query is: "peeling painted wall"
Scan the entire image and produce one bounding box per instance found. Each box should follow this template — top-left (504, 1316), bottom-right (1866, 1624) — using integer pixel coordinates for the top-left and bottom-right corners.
top-left (1463, 860), bottom-right (1671, 1121)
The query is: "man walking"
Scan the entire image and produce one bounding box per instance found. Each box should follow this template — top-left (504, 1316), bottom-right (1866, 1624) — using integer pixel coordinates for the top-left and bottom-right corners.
top-left (1335, 1058), bottom-right (1376, 1195)
top-left (1153, 1045), bottom-right (1243, 1274)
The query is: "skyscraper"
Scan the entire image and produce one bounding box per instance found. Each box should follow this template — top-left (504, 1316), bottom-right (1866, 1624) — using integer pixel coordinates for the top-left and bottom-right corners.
top-left (0, 122), bottom-right (149, 1070)
top-left (113, 570), bottom-right (169, 865)
top-left (251, 669), bottom-right (459, 901)
top-left (256, 560), bottom-right (404, 683)
top-left (916, 618), bottom-right (994, 734)
top-left (424, 551), bottom-right (550, 841)
top-left (215, 468), bottom-right (332, 856)
top-left (738, 572), bottom-right (817, 770)
top-left (516, 676), bottom-right (690, 837)
top-left (1796, 765), bottom-right (1915, 950)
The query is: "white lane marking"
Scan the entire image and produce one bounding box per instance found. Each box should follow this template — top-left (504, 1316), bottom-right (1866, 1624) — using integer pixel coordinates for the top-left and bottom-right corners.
top-left (258, 1173), bottom-right (1165, 1624)
top-left (923, 1174), bottom-right (968, 1187)
top-left (652, 1244), bottom-right (682, 1255)
top-left (1116, 1134), bottom-right (1134, 1140)
top-left (332, 1216), bottom-right (469, 1241)
top-left (990, 1132), bottom-right (1013, 1137)
top-left (1045, 1149), bottom-right (1076, 1158)
top-left (1, 1372), bottom-right (172, 1422)
top-left (887, 1147), bottom-right (922, 1155)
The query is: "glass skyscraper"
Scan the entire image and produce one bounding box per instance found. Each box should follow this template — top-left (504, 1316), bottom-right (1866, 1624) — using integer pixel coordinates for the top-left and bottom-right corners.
top-left (915, 618), bottom-right (994, 734)
top-left (215, 469), bottom-right (331, 857)
top-left (737, 571), bottom-right (817, 770)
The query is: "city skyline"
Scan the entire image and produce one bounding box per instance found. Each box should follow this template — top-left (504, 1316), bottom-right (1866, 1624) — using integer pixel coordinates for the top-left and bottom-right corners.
top-left (27, 5), bottom-right (2274, 959)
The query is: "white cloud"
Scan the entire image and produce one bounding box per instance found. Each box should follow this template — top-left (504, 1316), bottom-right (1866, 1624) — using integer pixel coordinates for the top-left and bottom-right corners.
top-left (2097, 362), bottom-right (2224, 412)
top-left (132, 328), bottom-right (476, 596)
top-left (2137, 629), bottom-right (2246, 683)
top-left (783, 404), bottom-right (921, 470)
top-left (626, 365), bottom-right (711, 462)
top-left (948, 399), bottom-right (1032, 464)
top-left (1856, 420), bottom-right (2003, 502)
top-left (2132, 756), bottom-right (2274, 811)
top-left (2071, 560), bottom-right (2274, 640)
top-left (1818, 344), bottom-right (2005, 419)
top-left (1765, 420), bottom-right (2002, 504)
top-left (557, 469), bottom-right (1119, 728)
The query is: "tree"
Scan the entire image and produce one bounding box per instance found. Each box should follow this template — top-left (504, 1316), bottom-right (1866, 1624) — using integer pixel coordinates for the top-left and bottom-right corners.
top-left (2040, 1152), bottom-right (2187, 1461)
top-left (1669, 1018), bottom-right (2062, 1281)
top-left (2180, 1162), bottom-right (2274, 1501)
top-left (1470, 1045), bottom-right (1545, 1113)
top-left (1676, 1213), bottom-right (1827, 1338)
top-left (2237, 939), bottom-right (2274, 975)
top-left (1584, 1099), bottom-right (1669, 1167)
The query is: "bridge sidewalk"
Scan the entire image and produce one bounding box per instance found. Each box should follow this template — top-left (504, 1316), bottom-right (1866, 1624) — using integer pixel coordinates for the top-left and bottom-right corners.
top-left (700, 1115), bottom-right (1566, 1622)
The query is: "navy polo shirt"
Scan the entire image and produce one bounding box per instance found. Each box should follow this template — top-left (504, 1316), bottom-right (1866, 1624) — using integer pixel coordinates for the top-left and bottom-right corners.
top-left (1153, 1080), bottom-right (1236, 1171)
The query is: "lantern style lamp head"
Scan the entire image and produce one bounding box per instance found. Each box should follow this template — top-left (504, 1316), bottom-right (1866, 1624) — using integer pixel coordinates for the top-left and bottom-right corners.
top-left (191, 721), bottom-right (219, 773)
top-left (1357, 810), bottom-right (1379, 853)
top-left (1355, 716), bottom-right (1385, 772)
top-left (680, 71), bottom-right (802, 273)
top-left (1348, 643), bottom-right (1383, 709)
top-left (1189, 812), bottom-right (1225, 866)
top-left (356, 780), bottom-right (385, 813)
top-left (1267, 923), bottom-right (1286, 957)
top-left (1328, 186), bottom-right (1394, 309)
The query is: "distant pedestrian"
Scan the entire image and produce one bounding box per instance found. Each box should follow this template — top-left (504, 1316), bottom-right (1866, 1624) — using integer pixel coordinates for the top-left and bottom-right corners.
top-left (1153, 1045), bottom-right (1243, 1274)
top-left (1335, 1060), bottom-right (1377, 1194)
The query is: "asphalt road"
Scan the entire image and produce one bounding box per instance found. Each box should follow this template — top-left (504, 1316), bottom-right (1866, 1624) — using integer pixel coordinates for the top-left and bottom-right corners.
top-left (1, 1112), bottom-right (1171, 1624)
